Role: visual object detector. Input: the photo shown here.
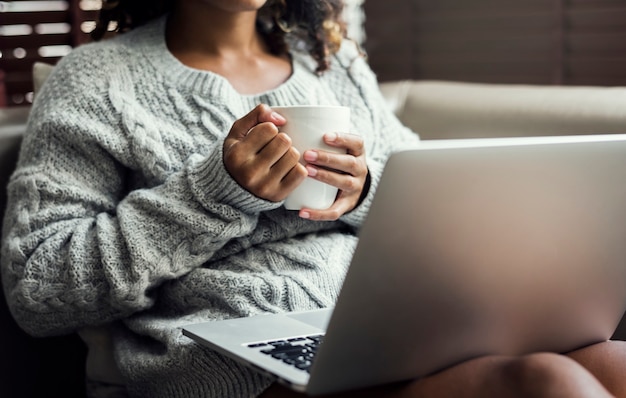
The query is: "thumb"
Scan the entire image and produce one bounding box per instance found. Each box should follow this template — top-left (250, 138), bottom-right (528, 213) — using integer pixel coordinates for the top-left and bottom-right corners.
top-left (230, 104), bottom-right (286, 139)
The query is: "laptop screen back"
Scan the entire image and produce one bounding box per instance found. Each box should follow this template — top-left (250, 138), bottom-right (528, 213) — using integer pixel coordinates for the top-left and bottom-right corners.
top-left (307, 135), bottom-right (626, 394)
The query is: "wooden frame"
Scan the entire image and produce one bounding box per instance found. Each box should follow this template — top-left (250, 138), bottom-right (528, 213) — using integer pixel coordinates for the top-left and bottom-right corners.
top-left (0, 0), bottom-right (98, 107)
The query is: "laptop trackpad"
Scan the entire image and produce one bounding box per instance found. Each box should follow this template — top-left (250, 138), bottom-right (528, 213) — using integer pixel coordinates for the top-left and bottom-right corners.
top-left (286, 308), bottom-right (333, 330)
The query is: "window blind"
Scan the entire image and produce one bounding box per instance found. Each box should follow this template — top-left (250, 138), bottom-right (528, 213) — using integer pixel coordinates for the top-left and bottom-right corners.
top-left (0, 0), bottom-right (100, 107)
top-left (364, 0), bottom-right (626, 86)
top-left (567, 0), bottom-right (626, 85)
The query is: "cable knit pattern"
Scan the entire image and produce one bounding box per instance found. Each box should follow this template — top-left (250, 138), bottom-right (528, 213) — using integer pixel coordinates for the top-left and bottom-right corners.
top-left (1, 16), bottom-right (420, 398)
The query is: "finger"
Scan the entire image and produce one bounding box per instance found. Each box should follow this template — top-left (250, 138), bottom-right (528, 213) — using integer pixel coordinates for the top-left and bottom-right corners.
top-left (224, 105), bottom-right (284, 156)
top-left (303, 150), bottom-right (363, 177)
top-left (244, 122), bottom-right (282, 152)
top-left (225, 122), bottom-right (280, 165)
top-left (279, 161), bottom-right (308, 191)
top-left (256, 132), bottom-right (297, 169)
top-left (323, 132), bottom-right (365, 157)
top-left (230, 104), bottom-right (286, 140)
top-left (249, 157), bottom-right (307, 202)
top-left (299, 199), bottom-right (351, 221)
top-left (305, 164), bottom-right (361, 193)
top-left (266, 139), bottom-right (307, 191)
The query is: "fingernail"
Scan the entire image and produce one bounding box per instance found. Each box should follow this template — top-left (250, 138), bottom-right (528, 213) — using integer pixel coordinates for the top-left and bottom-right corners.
top-left (271, 112), bottom-right (286, 123)
top-left (325, 132), bottom-right (338, 141)
top-left (303, 150), bottom-right (318, 162)
top-left (300, 211), bottom-right (310, 219)
top-left (306, 165), bottom-right (317, 177)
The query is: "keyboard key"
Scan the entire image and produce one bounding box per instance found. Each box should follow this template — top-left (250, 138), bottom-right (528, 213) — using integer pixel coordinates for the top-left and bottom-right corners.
top-left (248, 334), bottom-right (324, 373)
top-left (247, 342), bottom-right (269, 348)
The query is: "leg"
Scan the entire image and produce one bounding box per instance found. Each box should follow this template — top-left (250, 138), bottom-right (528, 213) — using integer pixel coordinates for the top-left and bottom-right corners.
top-left (566, 340), bottom-right (626, 397)
top-left (260, 353), bottom-right (613, 398)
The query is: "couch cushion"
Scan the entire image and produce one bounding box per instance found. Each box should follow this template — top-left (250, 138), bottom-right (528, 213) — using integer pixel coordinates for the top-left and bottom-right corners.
top-left (33, 62), bottom-right (55, 94)
top-left (379, 80), bottom-right (626, 140)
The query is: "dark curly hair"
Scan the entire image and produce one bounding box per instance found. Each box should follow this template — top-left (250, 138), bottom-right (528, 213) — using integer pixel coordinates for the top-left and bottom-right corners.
top-left (92, 0), bottom-right (347, 73)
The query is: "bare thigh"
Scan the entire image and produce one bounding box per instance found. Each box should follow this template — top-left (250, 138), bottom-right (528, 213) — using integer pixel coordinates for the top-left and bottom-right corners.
top-left (259, 350), bottom-right (616, 398)
top-left (566, 340), bottom-right (626, 397)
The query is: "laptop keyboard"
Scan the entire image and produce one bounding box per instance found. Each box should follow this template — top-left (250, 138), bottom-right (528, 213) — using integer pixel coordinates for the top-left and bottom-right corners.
top-left (247, 334), bottom-right (324, 373)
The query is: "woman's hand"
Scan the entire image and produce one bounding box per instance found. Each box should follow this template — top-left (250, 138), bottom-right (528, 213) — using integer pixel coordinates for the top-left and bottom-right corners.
top-left (223, 104), bottom-right (308, 202)
top-left (299, 132), bottom-right (368, 221)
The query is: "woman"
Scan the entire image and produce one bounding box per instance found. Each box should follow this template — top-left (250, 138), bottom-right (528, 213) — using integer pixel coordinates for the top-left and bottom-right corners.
top-left (1, 0), bottom-right (625, 397)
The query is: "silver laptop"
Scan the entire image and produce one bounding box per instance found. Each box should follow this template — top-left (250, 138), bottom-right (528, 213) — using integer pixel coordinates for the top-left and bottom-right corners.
top-left (183, 134), bottom-right (626, 396)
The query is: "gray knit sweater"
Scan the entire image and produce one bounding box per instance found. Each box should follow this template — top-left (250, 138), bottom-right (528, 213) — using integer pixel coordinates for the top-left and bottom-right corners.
top-left (1, 16), bottom-right (419, 397)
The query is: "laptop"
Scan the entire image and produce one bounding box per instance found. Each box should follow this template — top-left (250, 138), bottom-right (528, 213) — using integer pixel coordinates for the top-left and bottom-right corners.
top-left (183, 134), bottom-right (626, 396)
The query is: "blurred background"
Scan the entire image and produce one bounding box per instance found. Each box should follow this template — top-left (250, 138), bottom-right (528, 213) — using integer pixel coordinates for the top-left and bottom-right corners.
top-left (363, 0), bottom-right (626, 85)
top-left (1, 0), bottom-right (626, 107)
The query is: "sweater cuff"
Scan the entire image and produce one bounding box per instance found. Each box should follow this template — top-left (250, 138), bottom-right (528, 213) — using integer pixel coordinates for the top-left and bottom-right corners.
top-left (186, 145), bottom-right (281, 214)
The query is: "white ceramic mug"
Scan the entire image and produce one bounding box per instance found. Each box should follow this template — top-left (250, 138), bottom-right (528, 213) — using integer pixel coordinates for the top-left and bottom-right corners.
top-left (272, 105), bottom-right (351, 210)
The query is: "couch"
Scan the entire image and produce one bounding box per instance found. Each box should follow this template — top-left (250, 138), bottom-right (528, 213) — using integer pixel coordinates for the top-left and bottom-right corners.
top-left (379, 80), bottom-right (626, 140)
top-left (2, 79), bottom-right (626, 397)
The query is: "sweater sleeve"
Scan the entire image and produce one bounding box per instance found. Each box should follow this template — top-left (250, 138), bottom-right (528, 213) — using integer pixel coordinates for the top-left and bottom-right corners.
top-left (0, 53), bottom-right (279, 337)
